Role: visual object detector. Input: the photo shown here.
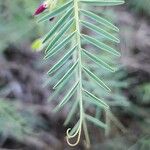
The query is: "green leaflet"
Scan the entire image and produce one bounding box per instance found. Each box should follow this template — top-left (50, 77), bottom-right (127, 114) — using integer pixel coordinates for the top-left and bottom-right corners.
top-left (85, 114), bottom-right (107, 129)
top-left (83, 66), bottom-right (111, 92)
top-left (80, 0), bottom-right (124, 6)
top-left (43, 61), bottom-right (71, 87)
top-left (83, 89), bottom-right (109, 109)
top-left (47, 73), bottom-right (71, 102)
top-left (80, 21), bottom-right (120, 43)
top-left (43, 7), bottom-right (73, 43)
top-left (45, 18), bottom-right (74, 54)
top-left (53, 81), bottom-right (79, 112)
top-left (53, 60), bottom-right (79, 89)
top-left (64, 100), bottom-right (78, 125)
top-left (38, 0), bottom-right (73, 23)
top-left (82, 34), bottom-right (120, 56)
top-left (47, 45), bottom-right (77, 75)
top-left (80, 9), bottom-right (119, 32)
top-left (45, 31), bottom-right (76, 59)
top-left (82, 49), bottom-right (116, 72)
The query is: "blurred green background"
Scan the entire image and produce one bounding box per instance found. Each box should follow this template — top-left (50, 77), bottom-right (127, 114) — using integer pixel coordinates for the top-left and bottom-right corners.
top-left (0, 0), bottom-right (150, 149)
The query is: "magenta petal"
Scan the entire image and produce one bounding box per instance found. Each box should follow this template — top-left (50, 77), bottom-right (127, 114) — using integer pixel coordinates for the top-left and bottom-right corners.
top-left (33, 4), bottom-right (47, 16)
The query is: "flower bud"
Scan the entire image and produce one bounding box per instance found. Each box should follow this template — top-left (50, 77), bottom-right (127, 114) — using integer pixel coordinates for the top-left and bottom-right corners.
top-left (33, 1), bottom-right (49, 16)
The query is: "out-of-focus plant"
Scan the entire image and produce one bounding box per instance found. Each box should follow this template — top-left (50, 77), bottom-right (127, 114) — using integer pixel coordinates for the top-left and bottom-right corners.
top-left (34, 0), bottom-right (125, 147)
top-left (0, 99), bottom-right (32, 141)
top-left (0, 0), bottom-right (48, 52)
top-left (136, 83), bottom-right (150, 105)
top-left (128, 136), bottom-right (150, 150)
top-left (0, 98), bottom-right (47, 147)
top-left (127, 0), bottom-right (150, 16)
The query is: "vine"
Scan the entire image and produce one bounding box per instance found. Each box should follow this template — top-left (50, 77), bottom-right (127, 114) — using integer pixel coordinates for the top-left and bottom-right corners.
top-left (33, 0), bottom-right (125, 147)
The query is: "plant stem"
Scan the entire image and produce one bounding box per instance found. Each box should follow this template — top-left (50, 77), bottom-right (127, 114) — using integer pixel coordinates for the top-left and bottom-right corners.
top-left (74, 0), bottom-right (83, 119)
top-left (73, 0), bottom-right (90, 147)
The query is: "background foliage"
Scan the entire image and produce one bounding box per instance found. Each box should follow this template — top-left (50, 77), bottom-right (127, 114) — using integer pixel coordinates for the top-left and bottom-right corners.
top-left (0, 0), bottom-right (150, 149)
